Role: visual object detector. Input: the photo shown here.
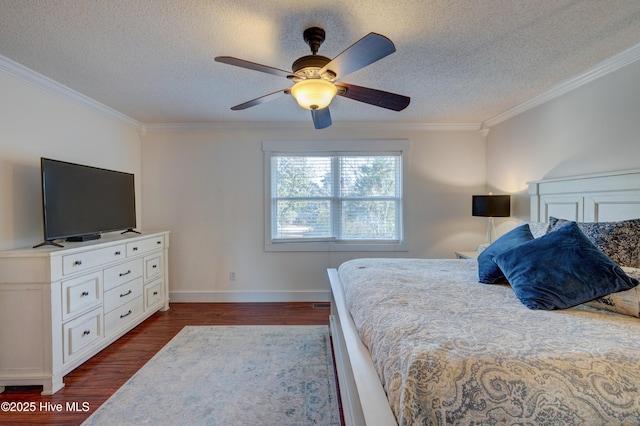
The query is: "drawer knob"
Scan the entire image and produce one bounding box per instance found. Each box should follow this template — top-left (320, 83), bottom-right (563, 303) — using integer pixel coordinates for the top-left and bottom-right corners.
top-left (81, 291), bottom-right (90, 297)
top-left (132, 247), bottom-right (138, 251)
top-left (157, 241), bottom-right (161, 245)
top-left (153, 291), bottom-right (158, 296)
top-left (120, 289), bottom-right (133, 298)
top-left (74, 260), bottom-right (82, 266)
top-left (152, 264), bottom-right (158, 269)
top-left (120, 310), bottom-right (133, 319)
top-left (119, 270), bottom-right (132, 277)
top-left (115, 251), bottom-right (122, 256)
top-left (83, 330), bottom-right (91, 336)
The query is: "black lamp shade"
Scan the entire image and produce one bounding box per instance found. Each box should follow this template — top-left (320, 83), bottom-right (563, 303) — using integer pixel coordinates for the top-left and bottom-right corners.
top-left (472, 195), bottom-right (511, 217)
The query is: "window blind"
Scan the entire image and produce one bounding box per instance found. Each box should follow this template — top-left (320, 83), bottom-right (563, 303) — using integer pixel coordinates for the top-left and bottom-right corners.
top-left (270, 153), bottom-right (402, 244)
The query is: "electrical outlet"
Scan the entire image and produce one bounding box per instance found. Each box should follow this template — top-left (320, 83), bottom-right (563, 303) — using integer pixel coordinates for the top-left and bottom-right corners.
top-left (230, 271), bottom-right (236, 281)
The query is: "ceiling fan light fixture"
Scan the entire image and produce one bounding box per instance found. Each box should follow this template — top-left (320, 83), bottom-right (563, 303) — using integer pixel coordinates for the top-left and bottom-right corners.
top-left (217, 27), bottom-right (410, 128)
top-left (291, 78), bottom-right (337, 110)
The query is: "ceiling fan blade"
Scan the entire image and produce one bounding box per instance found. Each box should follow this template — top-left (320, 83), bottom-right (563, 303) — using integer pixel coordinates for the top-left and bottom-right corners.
top-left (215, 56), bottom-right (293, 78)
top-left (319, 33), bottom-right (396, 79)
top-left (335, 82), bottom-right (410, 111)
top-left (311, 108), bottom-right (332, 129)
top-left (230, 89), bottom-right (289, 110)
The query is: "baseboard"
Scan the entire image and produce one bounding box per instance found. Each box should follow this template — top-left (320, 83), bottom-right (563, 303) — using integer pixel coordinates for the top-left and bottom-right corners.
top-left (169, 291), bottom-right (331, 303)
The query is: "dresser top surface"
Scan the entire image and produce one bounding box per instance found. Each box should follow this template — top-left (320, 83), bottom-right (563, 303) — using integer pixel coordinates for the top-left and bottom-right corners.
top-left (0, 230), bottom-right (169, 258)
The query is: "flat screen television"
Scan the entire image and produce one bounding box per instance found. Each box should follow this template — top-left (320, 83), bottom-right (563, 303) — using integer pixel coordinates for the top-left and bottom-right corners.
top-left (35, 158), bottom-right (138, 248)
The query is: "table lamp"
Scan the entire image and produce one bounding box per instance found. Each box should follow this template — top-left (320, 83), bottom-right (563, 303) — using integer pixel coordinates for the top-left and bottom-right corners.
top-left (472, 194), bottom-right (510, 251)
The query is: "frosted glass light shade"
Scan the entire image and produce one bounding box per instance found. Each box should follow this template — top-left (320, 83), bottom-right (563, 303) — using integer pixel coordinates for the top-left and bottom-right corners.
top-left (291, 79), bottom-right (337, 110)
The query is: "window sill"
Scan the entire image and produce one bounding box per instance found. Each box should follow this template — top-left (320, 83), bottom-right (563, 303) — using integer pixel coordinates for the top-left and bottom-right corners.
top-left (264, 242), bottom-right (409, 252)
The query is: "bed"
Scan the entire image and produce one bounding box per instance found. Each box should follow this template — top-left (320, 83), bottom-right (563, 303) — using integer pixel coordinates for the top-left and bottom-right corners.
top-left (328, 169), bottom-right (640, 425)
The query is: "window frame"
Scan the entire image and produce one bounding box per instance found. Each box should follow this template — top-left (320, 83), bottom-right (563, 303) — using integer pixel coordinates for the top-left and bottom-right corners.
top-left (263, 139), bottom-right (410, 252)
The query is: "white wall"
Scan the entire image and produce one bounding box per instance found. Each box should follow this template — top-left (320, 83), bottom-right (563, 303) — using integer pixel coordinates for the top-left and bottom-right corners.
top-left (0, 70), bottom-right (143, 250)
top-left (141, 126), bottom-right (487, 301)
top-left (486, 58), bottom-right (640, 223)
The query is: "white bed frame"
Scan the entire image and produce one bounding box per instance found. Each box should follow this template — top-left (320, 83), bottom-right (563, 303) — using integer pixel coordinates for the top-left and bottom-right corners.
top-left (328, 168), bottom-right (640, 425)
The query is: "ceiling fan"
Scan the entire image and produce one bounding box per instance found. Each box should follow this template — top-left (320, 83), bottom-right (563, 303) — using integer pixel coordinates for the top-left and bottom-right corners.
top-left (214, 27), bottom-right (410, 129)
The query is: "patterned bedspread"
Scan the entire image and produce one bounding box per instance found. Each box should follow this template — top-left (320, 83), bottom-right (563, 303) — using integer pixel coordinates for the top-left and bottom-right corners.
top-left (338, 258), bottom-right (640, 425)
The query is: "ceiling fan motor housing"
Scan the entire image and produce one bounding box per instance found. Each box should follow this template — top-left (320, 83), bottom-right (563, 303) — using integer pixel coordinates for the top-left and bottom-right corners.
top-left (292, 55), bottom-right (333, 78)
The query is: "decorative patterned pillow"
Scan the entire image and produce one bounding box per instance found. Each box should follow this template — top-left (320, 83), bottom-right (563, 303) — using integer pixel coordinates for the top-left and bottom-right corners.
top-left (518, 221), bottom-right (549, 238)
top-left (477, 224), bottom-right (534, 284)
top-left (493, 222), bottom-right (640, 310)
top-left (548, 217), bottom-right (640, 267)
top-left (584, 267), bottom-right (640, 317)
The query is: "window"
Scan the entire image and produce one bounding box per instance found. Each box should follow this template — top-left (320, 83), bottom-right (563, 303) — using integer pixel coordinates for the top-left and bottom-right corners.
top-left (263, 140), bottom-right (409, 251)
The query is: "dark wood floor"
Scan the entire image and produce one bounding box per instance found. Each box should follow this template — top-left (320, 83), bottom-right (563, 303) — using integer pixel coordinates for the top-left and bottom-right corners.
top-left (0, 302), bottom-right (337, 425)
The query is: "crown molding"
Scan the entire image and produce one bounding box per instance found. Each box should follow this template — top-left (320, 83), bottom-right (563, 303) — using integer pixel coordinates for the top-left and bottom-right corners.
top-left (143, 121), bottom-right (482, 133)
top-left (482, 42), bottom-right (640, 128)
top-left (0, 54), bottom-right (141, 130)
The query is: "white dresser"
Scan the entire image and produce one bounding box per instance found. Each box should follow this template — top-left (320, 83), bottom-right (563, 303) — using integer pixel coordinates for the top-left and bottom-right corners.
top-left (0, 230), bottom-right (170, 395)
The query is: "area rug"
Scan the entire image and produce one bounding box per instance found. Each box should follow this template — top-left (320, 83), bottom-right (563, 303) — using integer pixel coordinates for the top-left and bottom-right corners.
top-left (82, 325), bottom-right (340, 425)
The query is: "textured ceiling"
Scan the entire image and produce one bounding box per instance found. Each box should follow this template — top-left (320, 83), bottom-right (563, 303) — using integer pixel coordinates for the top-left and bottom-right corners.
top-left (1, 0), bottom-right (640, 127)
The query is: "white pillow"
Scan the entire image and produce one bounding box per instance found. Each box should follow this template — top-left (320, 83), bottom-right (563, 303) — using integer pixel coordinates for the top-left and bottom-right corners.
top-left (584, 267), bottom-right (640, 317)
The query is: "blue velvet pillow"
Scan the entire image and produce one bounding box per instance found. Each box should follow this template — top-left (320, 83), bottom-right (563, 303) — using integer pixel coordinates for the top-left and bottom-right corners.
top-left (493, 222), bottom-right (639, 310)
top-left (477, 224), bottom-right (534, 284)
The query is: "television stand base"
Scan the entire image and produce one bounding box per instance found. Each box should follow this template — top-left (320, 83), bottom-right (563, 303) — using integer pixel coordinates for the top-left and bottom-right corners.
top-left (121, 228), bottom-right (141, 235)
top-left (66, 234), bottom-right (101, 242)
top-left (33, 240), bottom-right (64, 249)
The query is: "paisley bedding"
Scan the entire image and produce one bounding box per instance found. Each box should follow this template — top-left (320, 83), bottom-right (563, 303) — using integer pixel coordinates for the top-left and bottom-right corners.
top-left (338, 258), bottom-right (640, 425)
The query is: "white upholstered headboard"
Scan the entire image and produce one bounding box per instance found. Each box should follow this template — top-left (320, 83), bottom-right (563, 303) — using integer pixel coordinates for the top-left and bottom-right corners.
top-left (528, 169), bottom-right (640, 223)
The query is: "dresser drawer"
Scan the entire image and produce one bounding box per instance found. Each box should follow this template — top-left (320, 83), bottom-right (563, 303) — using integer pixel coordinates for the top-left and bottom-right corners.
top-left (104, 296), bottom-right (143, 336)
top-left (63, 307), bottom-right (103, 363)
top-left (104, 259), bottom-right (143, 291)
top-left (126, 236), bottom-right (164, 257)
top-left (144, 253), bottom-right (163, 282)
top-left (62, 244), bottom-right (126, 275)
top-left (104, 277), bottom-right (143, 313)
top-left (144, 279), bottom-right (163, 310)
top-left (61, 272), bottom-right (102, 321)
